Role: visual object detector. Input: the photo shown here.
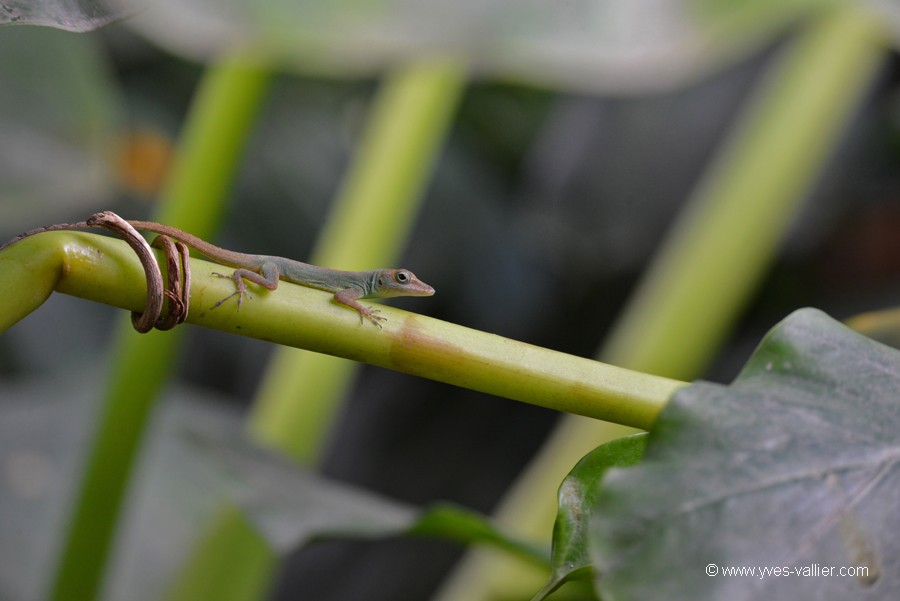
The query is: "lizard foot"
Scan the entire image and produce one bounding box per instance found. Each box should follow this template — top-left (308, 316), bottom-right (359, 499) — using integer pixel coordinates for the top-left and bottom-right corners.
top-left (211, 272), bottom-right (251, 310)
top-left (359, 306), bottom-right (386, 329)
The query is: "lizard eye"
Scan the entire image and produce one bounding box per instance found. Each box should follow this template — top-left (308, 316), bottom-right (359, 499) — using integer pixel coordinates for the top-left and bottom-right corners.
top-left (396, 271), bottom-right (410, 284)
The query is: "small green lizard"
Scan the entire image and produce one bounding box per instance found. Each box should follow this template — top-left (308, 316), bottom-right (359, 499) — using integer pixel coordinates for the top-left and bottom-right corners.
top-left (0, 211), bottom-right (435, 327)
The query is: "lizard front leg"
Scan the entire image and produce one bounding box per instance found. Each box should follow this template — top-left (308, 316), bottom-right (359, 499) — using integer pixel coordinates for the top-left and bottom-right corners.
top-left (212, 262), bottom-right (280, 310)
top-left (334, 288), bottom-right (386, 328)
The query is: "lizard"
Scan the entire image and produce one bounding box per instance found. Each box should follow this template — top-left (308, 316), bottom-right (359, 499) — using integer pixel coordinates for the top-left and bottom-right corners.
top-left (0, 211), bottom-right (435, 327)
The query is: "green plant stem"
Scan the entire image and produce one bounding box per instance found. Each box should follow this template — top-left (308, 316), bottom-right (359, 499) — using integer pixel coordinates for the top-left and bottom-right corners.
top-left (0, 240), bottom-right (61, 332)
top-left (602, 8), bottom-right (888, 377)
top-left (46, 56), bottom-right (270, 601)
top-left (432, 6), bottom-right (889, 601)
top-left (0, 231), bottom-right (681, 426)
top-left (164, 504), bottom-right (276, 601)
top-left (249, 57), bottom-right (466, 464)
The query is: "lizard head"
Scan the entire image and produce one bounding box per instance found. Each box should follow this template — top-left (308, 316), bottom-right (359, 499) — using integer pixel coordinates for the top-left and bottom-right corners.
top-left (373, 269), bottom-right (435, 298)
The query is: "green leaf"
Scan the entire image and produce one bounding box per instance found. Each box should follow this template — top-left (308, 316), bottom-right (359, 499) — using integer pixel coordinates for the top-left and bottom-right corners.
top-left (532, 434), bottom-right (647, 601)
top-left (189, 428), bottom-right (547, 567)
top-left (119, 0), bottom-right (840, 93)
top-left (0, 0), bottom-right (127, 30)
top-left (592, 308), bottom-right (899, 600)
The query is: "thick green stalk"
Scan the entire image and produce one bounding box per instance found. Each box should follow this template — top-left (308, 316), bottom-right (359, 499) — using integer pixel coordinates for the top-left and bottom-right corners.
top-left (601, 8), bottom-right (888, 377)
top-left (0, 240), bottom-right (61, 332)
top-left (1, 231), bottom-right (679, 431)
top-left (432, 6), bottom-right (889, 601)
top-left (47, 56), bottom-right (270, 601)
top-left (163, 504), bottom-right (275, 601)
top-left (249, 57), bottom-right (466, 464)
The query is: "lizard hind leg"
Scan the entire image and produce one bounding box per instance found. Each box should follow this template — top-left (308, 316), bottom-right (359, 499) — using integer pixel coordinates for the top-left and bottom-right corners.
top-left (211, 264), bottom-right (280, 311)
top-left (210, 271), bottom-right (249, 310)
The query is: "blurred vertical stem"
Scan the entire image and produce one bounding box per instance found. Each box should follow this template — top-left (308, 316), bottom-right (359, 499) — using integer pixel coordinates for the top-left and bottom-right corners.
top-left (164, 58), bottom-right (465, 601)
top-left (249, 57), bottom-right (465, 464)
top-left (48, 56), bottom-right (271, 601)
top-left (433, 6), bottom-right (887, 601)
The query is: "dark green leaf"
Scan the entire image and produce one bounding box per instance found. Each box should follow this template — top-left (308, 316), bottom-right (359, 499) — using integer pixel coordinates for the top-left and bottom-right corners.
top-left (119, 0), bottom-right (835, 93)
top-left (532, 434), bottom-right (647, 601)
top-left (0, 1), bottom-right (127, 31)
top-left (592, 308), bottom-right (899, 600)
top-left (189, 429), bottom-right (546, 566)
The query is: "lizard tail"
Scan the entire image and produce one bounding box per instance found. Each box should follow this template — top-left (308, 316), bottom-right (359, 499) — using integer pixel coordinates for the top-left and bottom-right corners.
top-left (0, 221), bottom-right (91, 252)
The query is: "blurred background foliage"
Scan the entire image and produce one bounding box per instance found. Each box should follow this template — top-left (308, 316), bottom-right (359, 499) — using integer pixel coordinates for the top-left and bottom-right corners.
top-left (2, 1), bottom-right (900, 600)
